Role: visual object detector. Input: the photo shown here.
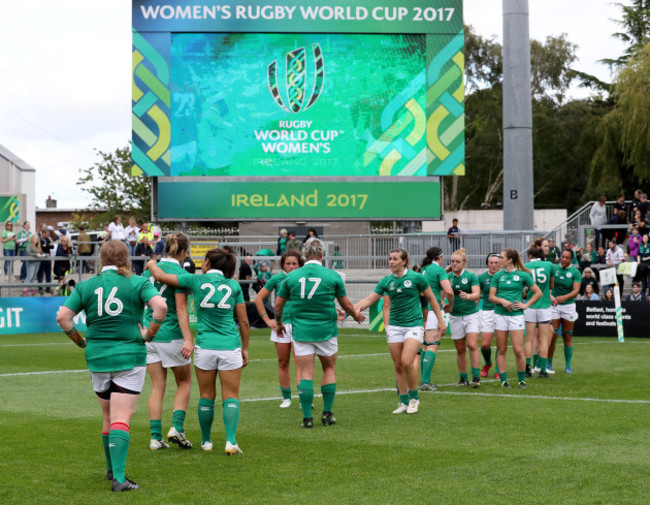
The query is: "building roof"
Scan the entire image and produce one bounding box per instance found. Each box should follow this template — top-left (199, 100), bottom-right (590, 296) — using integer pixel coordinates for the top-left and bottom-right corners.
top-left (0, 145), bottom-right (36, 172)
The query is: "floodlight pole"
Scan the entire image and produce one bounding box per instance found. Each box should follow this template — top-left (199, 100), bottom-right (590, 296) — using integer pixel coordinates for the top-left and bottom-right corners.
top-left (502, 0), bottom-right (534, 230)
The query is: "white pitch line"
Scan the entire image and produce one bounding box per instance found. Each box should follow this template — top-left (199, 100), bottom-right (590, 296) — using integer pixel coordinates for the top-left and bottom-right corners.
top-left (0, 369), bottom-right (87, 377)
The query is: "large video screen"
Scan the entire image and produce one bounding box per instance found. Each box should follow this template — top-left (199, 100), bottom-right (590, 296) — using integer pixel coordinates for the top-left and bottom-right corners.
top-left (170, 33), bottom-right (428, 177)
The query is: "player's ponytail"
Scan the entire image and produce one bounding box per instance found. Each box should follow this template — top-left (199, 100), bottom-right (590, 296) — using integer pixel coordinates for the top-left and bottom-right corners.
top-left (165, 232), bottom-right (189, 261)
top-left (100, 240), bottom-right (132, 277)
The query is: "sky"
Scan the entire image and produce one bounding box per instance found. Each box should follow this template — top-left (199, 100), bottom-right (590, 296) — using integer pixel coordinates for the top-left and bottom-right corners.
top-left (0, 0), bottom-right (628, 210)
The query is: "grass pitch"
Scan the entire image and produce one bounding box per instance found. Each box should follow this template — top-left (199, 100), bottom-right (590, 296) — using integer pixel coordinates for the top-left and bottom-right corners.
top-left (0, 330), bottom-right (648, 504)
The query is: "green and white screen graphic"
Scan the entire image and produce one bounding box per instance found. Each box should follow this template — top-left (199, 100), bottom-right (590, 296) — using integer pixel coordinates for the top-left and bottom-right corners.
top-left (171, 33), bottom-right (429, 177)
top-left (132, 0), bottom-right (463, 219)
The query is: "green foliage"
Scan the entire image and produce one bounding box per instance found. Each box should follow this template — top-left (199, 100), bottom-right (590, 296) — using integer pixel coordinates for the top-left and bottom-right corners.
top-left (603, 0), bottom-right (650, 68)
top-left (76, 145), bottom-right (151, 228)
top-left (1, 331), bottom-right (649, 504)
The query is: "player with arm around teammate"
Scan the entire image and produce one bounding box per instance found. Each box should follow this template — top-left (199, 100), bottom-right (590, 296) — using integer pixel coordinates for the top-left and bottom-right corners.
top-left (356, 248), bottom-right (445, 414)
top-left (488, 249), bottom-right (542, 389)
top-left (56, 240), bottom-right (167, 492)
top-left (274, 240), bottom-right (363, 428)
top-left (254, 250), bottom-right (304, 408)
top-left (478, 253), bottom-right (501, 379)
top-left (419, 247), bottom-right (454, 391)
top-left (523, 246), bottom-right (555, 378)
top-left (147, 248), bottom-right (250, 455)
top-left (548, 249), bottom-right (582, 374)
top-left (142, 233), bottom-right (194, 450)
top-left (446, 249), bottom-right (482, 388)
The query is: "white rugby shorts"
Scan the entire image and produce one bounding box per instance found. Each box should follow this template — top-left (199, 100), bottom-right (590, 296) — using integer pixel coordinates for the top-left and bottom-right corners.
top-left (480, 310), bottom-right (495, 333)
top-left (293, 337), bottom-right (338, 357)
top-left (146, 340), bottom-right (191, 368)
top-left (386, 325), bottom-right (424, 344)
top-left (494, 314), bottom-right (526, 332)
top-left (271, 323), bottom-right (293, 344)
top-left (194, 346), bottom-right (243, 371)
top-left (551, 303), bottom-right (578, 322)
top-left (91, 366), bottom-right (146, 394)
top-left (449, 312), bottom-right (480, 340)
top-left (524, 307), bottom-right (552, 324)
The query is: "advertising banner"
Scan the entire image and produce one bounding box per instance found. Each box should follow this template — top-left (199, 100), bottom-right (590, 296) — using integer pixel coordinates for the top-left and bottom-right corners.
top-left (0, 297), bottom-right (87, 336)
top-left (573, 301), bottom-right (649, 338)
top-left (0, 196), bottom-right (20, 224)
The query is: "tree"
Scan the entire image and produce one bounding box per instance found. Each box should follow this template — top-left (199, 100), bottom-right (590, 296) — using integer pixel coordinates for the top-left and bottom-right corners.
top-left (76, 145), bottom-right (151, 228)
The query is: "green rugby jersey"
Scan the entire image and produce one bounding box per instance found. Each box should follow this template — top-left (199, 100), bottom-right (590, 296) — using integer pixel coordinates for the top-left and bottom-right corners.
top-left (552, 265), bottom-right (581, 305)
top-left (264, 271), bottom-right (293, 324)
top-left (491, 269), bottom-right (535, 316)
top-left (478, 271), bottom-right (496, 311)
top-left (142, 258), bottom-right (188, 343)
top-left (448, 270), bottom-right (479, 316)
top-left (524, 259), bottom-right (553, 309)
top-left (63, 267), bottom-right (159, 372)
top-left (277, 260), bottom-right (346, 342)
top-left (177, 269), bottom-right (244, 350)
top-left (423, 262), bottom-right (448, 305)
top-left (374, 269), bottom-right (429, 327)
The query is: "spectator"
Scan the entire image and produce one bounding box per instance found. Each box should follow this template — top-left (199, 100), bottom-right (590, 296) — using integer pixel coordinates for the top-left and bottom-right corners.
top-left (104, 214), bottom-right (125, 242)
top-left (285, 231), bottom-right (302, 252)
top-left (628, 227), bottom-right (642, 259)
top-left (639, 193), bottom-right (649, 221)
top-left (603, 209), bottom-right (627, 245)
top-left (276, 228), bottom-right (288, 255)
top-left (631, 189), bottom-right (643, 215)
top-left (626, 282), bottom-right (647, 302)
top-left (152, 231), bottom-right (164, 259)
top-left (580, 284), bottom-right (600, 301)
top-left (332, 245), bottom-right (343, 269)
top-left (238, 255), bottom-right (254, 302)
top-left (595, 246), bottom-right (607, 265)
top-left (636, 234), bottom-right (650, 295)
top-left (55, 222), bottom-right (68, 240)
top-left (302, 227), bottom-right (319, 246)
top-left (579, 268), bottom-right (600, 296)
top-left (182, 253), bottom-right (196, 274)
top-left (16, 221), bottom-right (32, 281)
top-left (546, 238), bottom-right (561, 264)
top-left (1, 220), bottom-right (17, 279)
top-left (613, 193), bottom-right (627, 214)
top-left (589, 196), bottom-right (607, 248)
top-left (24, 234), bottom-right (46, 295)
top-left (605, 239), bottom-right (626, 292)
top-left (37, 224), bottom-right (54, 294)
top-left (602, 288), bottom-right (615, 302)
top-left (630, 208), bottom-right (647, 236)
top-left (447, 218), bottom-right (460, 250)
top-left (579, 243), bottom-right (596, 271)
top-left (76, 225), bottom-right (93, 273)
top-left (53, 235), bottom-right (72, 290)
top-left (138, 222), bottom-right (154, 243)
top-left (124, 217), bottom-right (139, 258)
top-left (134, 236), bottom-right (154, 275)
top-left (253, 261), bottom-right (272, 293)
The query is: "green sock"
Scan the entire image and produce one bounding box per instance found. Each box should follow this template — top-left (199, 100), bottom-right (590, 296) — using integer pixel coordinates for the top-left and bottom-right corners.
top-left (470, 367), bottom-right (480, 380)
top-left (222, 398), bottom-right (240, 445)
top-left (172, 410), bottom-right (186, 432)
top-left (525, 358), bottom-right (531, 366)
top-left (281, 386), bottom-right (292, 400)
top-left (298, 380), bottom-right (314, 418)
top-left (321, 383), bottom-right (336, 413)
top-left (399, 393), bottom-right (409, 406)
top-left (101, 433), bottom-right (111, 474)
top-left (108, 429), bottom-right (130, 483)
top-left (539, 357), bottom-right (548, 373)
top-left (419, 352), bottom-right (425, 381)
top-left (460, 372), bottom-right (468, 381)
top-left (564, 345), bottom-right (574, 368)
top-left (198, 398), bottom-right (215, 444)
top-left (421, 350), bottom-right (437, 383)
top-left (408, 389), bottom-right (419, 401)
top-left (150, 419), bottom-right (162, 441)
top-left (481, 347), bottom-right (492, 366)
top-left (548, 358), bottom-right (553, 369)
top-left (533, 354), bottom-right (539, 368)
top-left (518, 370), bottom-right (526, 382)
top-left (500, 372), bottom-right (508, 383)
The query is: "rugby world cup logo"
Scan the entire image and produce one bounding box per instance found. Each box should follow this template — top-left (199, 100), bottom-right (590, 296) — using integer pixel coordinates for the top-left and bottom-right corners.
top-left (267, 43), bottom-right (324, 114)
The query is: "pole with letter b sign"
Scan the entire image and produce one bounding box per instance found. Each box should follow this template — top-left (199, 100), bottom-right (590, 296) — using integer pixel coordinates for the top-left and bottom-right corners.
top-left (600, 268), bottom-right (624, 342)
